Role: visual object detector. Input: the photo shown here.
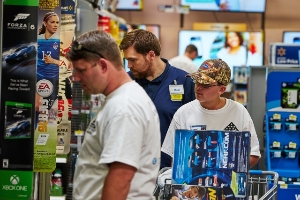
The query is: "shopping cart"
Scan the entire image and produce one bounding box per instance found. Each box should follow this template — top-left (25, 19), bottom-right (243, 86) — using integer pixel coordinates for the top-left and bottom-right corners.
top-left (154, 168), bottom-right (279, 200)
top-left (248, 170), bottom-right (279, 200)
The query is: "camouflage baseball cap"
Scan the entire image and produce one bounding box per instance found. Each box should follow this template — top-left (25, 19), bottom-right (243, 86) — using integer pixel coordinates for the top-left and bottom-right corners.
top-left (187, 59), bottom-right (231, 86)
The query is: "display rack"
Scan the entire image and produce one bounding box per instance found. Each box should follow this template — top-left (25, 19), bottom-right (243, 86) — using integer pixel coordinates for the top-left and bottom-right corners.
top-left (232, 66), bottom-right (249, 107)
top-left (265, 70), bottom-right (300, 199)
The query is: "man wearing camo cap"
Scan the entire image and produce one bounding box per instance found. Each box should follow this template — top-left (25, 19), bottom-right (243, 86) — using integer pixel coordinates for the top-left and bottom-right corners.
top-left (162, 59), bottom-right (261, 167)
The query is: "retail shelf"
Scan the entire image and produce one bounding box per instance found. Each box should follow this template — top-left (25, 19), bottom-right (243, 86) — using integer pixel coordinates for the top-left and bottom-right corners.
top-left (50, 195), bottom-right (66, 200)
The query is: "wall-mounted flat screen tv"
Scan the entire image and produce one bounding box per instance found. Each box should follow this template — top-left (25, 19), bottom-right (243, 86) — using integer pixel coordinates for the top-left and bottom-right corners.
top-left (282, 31), bottom-right (300, 44)
top-left (127, 24), bottom-right (160, 40)
top-left (117, 0), bottom-right (143, 10)
top-left (178, 30), bottom-right (264, 79)
top-left (180, 0), bottom-right (266, 13)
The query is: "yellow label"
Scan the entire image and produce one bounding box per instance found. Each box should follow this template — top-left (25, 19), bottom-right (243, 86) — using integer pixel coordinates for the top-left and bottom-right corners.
top-left (193, 22), bottom-right (246, 31)
top-left (171, 94), bottom-right (183, 101)
top-left (273, 141), bottom-right (280, 148)
top-left (273, 113), bottom-right (281, 120)
top-left (75, 130), bottom-right (84, 136)
top-left (280, 184), bottom-right (288, 189)
top-left (289, 142), bottom-right (296, 149)
top-left (289, 114), bottom-right (297, 121)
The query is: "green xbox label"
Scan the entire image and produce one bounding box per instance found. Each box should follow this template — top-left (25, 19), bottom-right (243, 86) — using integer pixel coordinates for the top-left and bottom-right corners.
top-left (0, 170), bottom-right (33, 199)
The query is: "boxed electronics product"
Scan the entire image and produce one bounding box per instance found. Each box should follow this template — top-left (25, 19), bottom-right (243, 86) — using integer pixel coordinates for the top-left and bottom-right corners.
top-left (269, 43), bottom-right (300, 67)
top-left (172, 130), bottom-right (250, 199)
top-left (161, 184), bottom-right (223, 200)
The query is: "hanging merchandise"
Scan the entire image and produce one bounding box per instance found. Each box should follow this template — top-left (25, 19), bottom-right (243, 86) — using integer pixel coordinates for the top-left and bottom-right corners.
top-left (265, 71), bottom-right (300, 199)
top-left (56, 0), bottom-right (75, 155)
top-left (109, 19), bottom-right (119, 42)
top-left (98, 15), bottom-right (110, 33)
top-left (34, 0), bottom-right (61, 172)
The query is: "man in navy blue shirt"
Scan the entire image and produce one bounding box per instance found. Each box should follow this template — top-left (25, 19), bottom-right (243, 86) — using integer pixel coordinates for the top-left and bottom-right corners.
top-left (120, 29), bottom-right (195, 169)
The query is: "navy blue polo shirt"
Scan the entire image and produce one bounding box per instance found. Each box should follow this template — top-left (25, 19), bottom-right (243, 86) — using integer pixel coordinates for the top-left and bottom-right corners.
top-left (128, 58), bottom-right (195, 168)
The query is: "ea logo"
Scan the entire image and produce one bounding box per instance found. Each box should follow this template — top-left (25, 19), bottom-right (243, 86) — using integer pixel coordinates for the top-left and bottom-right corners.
top-left (36, 79), bottom-right (53, 97)
top-left (59, 56), bottom-right (69, 74)
top-left (10, 175), bottom-right (20, 185)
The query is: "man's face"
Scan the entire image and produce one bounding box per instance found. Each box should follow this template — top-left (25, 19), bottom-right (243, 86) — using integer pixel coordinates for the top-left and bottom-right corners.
top-left (72, 59), bottom-right (105, 94)
top-left (123, 46), bottom-right (153, 79)
top-left (194, 82), bottom-right (222, 102)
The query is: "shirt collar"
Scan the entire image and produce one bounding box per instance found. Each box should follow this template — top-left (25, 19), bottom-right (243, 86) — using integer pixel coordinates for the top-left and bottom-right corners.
top-left (141, 58), bottom-right (170, 83)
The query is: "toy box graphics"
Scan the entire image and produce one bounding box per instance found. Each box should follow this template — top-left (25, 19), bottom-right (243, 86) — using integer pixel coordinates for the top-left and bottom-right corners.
top-left (161, 184), bottom-right (223, 200)
top-left (172, 130), bottom-right (250, 199)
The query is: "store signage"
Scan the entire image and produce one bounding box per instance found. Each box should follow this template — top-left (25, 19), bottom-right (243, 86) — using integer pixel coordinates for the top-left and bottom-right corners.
top-left (33, 0), bottom-right (61, 172)
top-left (1, 0), bottom-right (38, 171)
top-left (0, 170), bottom-right (33, 199)
top-left (157, 4), bottom-right (190, 14)
top-left (193, 22), bottom-right (247, 31)
top-left (269, 43), bottom-right (300, 67)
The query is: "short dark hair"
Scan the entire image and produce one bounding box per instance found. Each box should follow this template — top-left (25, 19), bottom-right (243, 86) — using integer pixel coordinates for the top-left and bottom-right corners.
top-left (66, 30), bottom-right (123, 68)
top-left (119, 29), bottom-right (161, 56)
top-left (185, 44), bottom-right (198, 54)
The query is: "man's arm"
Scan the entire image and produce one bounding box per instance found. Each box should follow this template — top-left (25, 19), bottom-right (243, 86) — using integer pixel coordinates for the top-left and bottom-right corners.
top-left (101, 162), bottom-right (137, 200)
top-left (250, 155), bottom-right (260, 168)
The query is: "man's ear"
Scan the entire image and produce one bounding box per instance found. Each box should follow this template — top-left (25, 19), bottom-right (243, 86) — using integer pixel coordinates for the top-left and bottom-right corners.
top-left (148, 50), bottom-right (155, 61)
top-left (98, 58), bottom-right (108, 74)
top-left (219, 85), bottom-right (227, 94)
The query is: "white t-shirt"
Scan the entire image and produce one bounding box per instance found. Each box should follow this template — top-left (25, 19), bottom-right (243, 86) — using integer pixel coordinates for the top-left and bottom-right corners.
top-left (73, 81), bottom-right (161, 200)
top-left (169, 55), bottom-right (198, 74)
top-left (161, 99), bottom-right (261, 158)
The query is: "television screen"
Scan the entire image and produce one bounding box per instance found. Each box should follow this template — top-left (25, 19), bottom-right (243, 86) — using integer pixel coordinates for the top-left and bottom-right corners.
top-left (282, 31), bottom-right (300, 44)
top-left (178, 30), bottom-right (264, 79)
top-left (117, 0), bottom-right (143, 10)
top-left (180, 0), bottom-right (266, 13)
top-left (127, 24), bottom-right (160, 40)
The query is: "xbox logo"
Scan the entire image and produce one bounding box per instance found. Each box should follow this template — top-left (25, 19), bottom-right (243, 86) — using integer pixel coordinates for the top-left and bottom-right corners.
top-left (10, 175), bottom-right (20, 185)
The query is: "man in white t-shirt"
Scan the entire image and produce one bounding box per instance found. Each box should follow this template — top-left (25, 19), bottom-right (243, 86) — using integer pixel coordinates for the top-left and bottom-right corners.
top-left (67, 30), bottom-right (160, 200)
top-left (169, 44), bottom-right (198, 73)
top-left (162, 59), bottom-right (260, 168)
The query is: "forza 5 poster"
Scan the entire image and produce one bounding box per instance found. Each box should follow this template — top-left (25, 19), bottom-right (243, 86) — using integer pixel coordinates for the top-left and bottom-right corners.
top-left (0, 0), bottom-right (38, 171)
top-left (34, 0), bottom-right (61, 172)
top-left (0, 0), bottom-right (37, 199)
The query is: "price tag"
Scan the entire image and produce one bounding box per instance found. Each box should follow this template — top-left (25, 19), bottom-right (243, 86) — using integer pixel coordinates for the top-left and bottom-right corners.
top-left (289, 142), bottom-right (296, 149)
top-left (289, 114), bottom-right (297, 121)
top-left (273, 141), bottom-right (280, 148)
top-left (274, 123), bottom-right (281, 130)
top-left (273, 113), bottom-right (281, 120)
top-left (75, 130), bottom-right (84, 136)
top-left (280, 184), bottom-right (288, 189)
top-left (36, 134), bottom-right (49, 145)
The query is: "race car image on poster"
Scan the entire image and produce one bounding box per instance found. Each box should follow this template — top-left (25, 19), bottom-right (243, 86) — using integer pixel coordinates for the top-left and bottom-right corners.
top-left (4, 45), bottom-right (36, 63)
top-left (10, 120), bottom-right (31, 136)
